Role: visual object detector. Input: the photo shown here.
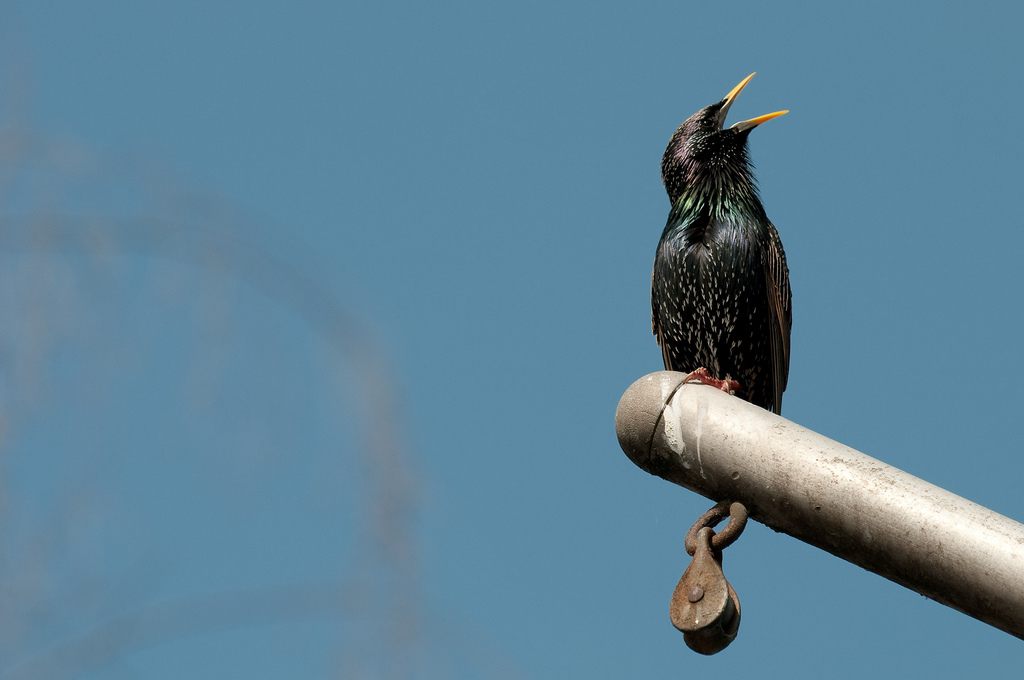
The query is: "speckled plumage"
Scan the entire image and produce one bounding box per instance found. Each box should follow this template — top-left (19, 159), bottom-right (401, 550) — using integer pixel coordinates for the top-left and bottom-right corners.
top-left (652, 83), bottom-right (792, 414)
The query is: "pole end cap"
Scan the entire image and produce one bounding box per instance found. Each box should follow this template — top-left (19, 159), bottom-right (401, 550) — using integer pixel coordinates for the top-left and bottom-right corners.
top-left (615, 371), bottom-right (686, 471)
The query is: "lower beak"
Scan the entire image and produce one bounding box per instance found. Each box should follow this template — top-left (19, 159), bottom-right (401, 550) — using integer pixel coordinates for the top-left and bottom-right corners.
top-left (732, 109), bottom-right (789, 132)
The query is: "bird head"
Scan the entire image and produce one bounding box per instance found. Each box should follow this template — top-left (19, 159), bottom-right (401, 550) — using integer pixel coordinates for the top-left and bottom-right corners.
top-left (661, 73), bottom-right (788, 206)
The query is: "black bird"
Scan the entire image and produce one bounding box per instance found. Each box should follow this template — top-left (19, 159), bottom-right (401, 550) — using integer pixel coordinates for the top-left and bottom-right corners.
top-left (652, 73), bottom-right (792, 414)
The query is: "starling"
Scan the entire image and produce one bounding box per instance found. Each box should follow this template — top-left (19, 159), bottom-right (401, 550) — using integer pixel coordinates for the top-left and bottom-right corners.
top-left (652, 73), bottom-right (792, 414)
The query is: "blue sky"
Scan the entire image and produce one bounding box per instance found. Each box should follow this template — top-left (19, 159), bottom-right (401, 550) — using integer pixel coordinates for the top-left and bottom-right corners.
top-left (1, 1), bottom-right (1022, 677)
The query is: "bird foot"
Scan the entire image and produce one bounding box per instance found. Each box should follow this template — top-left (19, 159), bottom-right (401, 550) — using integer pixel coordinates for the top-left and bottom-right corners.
top-left (681, 368), bottom-right (741, 395)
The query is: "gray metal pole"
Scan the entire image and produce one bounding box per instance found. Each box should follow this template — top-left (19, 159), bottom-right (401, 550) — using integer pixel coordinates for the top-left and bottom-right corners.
top-left (616, 371), bottom-right (1024, 639)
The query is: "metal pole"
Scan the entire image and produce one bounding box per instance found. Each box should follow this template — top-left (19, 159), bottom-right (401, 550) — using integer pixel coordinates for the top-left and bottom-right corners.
top-left (615, 371), bottom-right (1024, 639)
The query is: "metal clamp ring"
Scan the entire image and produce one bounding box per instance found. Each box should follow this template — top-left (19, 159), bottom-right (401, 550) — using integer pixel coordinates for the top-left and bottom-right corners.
top-left (684, 501), bottom-right (748, 554)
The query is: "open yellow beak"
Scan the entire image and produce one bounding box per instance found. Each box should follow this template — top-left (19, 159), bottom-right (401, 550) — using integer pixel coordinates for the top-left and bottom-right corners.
top-left (718, 72), bottom-right (789, 132)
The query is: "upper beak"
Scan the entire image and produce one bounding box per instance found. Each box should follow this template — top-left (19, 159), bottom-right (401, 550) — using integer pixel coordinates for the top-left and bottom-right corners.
top-left (717, 72), bottom-right (789, 132)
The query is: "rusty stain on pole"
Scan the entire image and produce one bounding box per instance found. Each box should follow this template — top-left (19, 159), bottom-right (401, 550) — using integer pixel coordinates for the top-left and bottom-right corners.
top-left (615, 371), bottom-right (1024, 639)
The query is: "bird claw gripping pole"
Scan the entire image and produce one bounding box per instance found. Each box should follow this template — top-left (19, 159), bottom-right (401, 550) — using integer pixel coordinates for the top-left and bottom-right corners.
top-left (670, 501), bottom-right (748, 655)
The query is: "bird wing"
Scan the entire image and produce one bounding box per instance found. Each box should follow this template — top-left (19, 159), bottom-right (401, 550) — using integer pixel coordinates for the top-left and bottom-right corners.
top-left (651, 269), bottom-right (674, 370)
top-left (764, 223), bottom-right (792, 414)
top-left (652, 201), bottom-right (693, 372)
